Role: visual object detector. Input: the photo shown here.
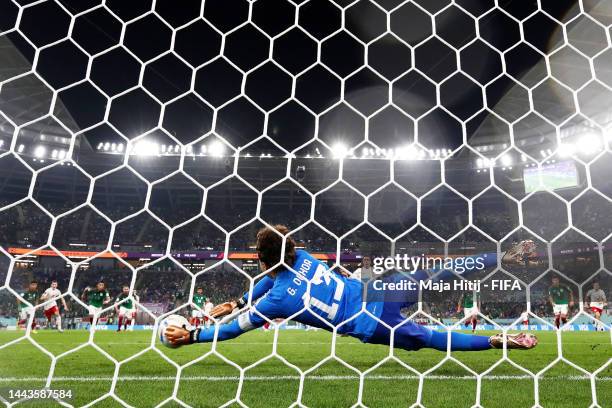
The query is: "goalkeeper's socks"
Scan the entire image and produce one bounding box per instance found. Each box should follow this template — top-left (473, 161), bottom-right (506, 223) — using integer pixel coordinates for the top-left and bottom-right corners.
top-left (427, 331), bottom-right (491, 351)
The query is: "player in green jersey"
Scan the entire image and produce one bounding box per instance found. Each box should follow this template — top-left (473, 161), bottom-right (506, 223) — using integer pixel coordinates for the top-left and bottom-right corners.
top-left (458, 291), bottom-right (480, 333)
top-left (190, 287), bottom-right (207, 328)
top-left (115, 285), bottom-right (139, 332)
top-left (17, 281), bottom-right (39, 331)
top-left (82, 281), bottom-right (111, 327)
top-left (548, 275), bottom-right (574, 329)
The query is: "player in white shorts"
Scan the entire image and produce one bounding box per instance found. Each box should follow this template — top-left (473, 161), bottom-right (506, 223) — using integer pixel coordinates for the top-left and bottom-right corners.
top-left (520, 311), bottom-right (530, 326)
top-left (40, 280), bottom-right (68, 332)
top-left (17, 281), bottom-right (39, 332)
top-left (458, 291), bottom-right (479, 333)
top-left (115, 285), bottom-right (139, 332)
top-left (585, 282), bottom-right (607, 331)
top-left (548, 276), bottom-right (574, 329)
top-left (204, 299), bottom-right (214, 329)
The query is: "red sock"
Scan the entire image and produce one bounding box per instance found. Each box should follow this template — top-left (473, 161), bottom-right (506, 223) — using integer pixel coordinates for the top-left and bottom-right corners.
top-left (471, 318), bottom-right (477, 331)
top-left (117, 316), bottom-right (123, 329)
top-left (555, 316), bottom-right (560, 328)
top-left (124, 319), bottom-right (130, 330)
top-left (31, 320), bottom-right (36, 330)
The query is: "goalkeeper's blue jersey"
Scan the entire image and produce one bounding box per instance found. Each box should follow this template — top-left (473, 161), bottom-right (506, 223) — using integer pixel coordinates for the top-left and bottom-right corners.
top-left (236, 250), bottom-right (381, 341)
top-left (196, 249), bottom-right (499, 344)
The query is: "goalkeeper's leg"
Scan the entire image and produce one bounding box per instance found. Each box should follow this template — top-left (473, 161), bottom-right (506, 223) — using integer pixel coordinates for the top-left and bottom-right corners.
top-left (367, 302), bottom-right (537, 351)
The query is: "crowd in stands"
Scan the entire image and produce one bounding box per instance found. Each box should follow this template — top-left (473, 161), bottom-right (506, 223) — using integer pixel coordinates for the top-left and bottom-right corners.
top-left (0, 191), bottom-right (609, 328)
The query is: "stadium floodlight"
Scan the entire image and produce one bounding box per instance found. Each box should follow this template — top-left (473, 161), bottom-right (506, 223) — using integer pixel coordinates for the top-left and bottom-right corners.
top-left (58, 150), bottom-right (66, 160)
top-left (117, 143), bottom-right (124, 152)
top-left (501, 154), bottom-right (512, 166)
top-left (331, 142), bottom-right (348, 159)
top-left (578, 133), bottom-right (601, 155)
top-left (361, 147), bottom-right (369, 158)
top-left (34, 145), bottom-right (45, 158)
top-left (209, 141), bottom-right (224, 157)
top-left (558, 143), bottom-right (575, 157)
top-left (134, 141), bottom-right (158, 156)
top-left (104, 142), bottom-right (110, 151)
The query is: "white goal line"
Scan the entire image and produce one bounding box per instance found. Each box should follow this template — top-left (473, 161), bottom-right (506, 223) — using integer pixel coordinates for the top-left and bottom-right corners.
top-left (1, 375), bottom-right (609, 382)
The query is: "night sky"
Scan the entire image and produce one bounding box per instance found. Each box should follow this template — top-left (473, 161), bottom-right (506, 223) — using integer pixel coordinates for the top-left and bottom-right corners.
top-left (0, 0), bottom-right (590, 155)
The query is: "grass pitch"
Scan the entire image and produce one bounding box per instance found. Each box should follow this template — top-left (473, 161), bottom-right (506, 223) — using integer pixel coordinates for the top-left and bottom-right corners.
top-left (0, 329), bottom-right (609, 407)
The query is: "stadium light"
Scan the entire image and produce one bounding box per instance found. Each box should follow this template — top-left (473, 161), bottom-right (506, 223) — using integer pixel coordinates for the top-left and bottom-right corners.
top-left (331, 142), bottom-right (348, 159)
top-left (578, 133), bottom-right (601, 155)
top-left (58, 150), bottom-right (66, 160)
top-left (34, 145), bottom-right (45, 158)
top-left (558, 143), bottom-right (574, 157)
top-left (134, 141), bottom-right (158, 156)
top-left (209, 141), bottom-right (224, 157)
top-left (500, 154), bottom-right (512, 166)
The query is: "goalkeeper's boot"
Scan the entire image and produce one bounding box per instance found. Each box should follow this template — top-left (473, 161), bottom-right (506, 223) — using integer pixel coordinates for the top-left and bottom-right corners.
top-left (489, 332), bottom-right (538, 349)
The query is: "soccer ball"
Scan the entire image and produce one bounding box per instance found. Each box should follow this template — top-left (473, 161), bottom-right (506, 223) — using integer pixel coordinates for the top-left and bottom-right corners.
top-left (158, 314), bottom-right (190, 349)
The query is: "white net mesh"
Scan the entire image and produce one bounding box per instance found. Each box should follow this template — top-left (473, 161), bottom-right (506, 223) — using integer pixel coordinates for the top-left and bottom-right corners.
top-left (0, 0), bottom-right (611, 407)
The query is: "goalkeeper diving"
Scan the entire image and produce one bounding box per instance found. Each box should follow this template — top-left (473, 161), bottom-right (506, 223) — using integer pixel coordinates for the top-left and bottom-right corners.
top-left (164, 225), bottom-right (538, 351)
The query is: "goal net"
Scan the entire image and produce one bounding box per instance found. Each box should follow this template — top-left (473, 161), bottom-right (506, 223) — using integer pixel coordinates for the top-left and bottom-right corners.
top-left (0, 0), bottom-right (610, 407)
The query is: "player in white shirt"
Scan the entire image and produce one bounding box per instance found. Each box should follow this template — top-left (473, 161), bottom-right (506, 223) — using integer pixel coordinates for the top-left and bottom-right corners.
top-left (585, 282), bottom-right (607, 331)
top-left (351, 256), bottom-right (372, 281)
top-left (39, 280), bottom-right (68, 332)
top-left (204, 299), bottom-right (214, 329)
top-left (520, 311), bottom-right (529, 326)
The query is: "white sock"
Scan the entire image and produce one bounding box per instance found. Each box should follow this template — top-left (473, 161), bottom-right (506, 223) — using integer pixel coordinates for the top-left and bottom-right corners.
top-left (56, 316), bottom-right (62, 330)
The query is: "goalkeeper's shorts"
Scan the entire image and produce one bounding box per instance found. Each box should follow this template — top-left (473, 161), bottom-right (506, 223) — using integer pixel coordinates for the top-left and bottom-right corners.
top-left (366, 300), bottom-right (432, 351)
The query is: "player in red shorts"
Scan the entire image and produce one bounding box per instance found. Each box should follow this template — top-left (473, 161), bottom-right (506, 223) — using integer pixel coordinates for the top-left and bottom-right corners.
top-left (40, 280), bottom-right (69, 332)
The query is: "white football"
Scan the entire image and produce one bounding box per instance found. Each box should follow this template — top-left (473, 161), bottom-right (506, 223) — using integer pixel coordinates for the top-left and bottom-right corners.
top-left (158, 314), bottom-right (190, 349)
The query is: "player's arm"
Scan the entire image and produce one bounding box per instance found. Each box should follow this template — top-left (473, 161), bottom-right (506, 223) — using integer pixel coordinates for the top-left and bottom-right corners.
top-left (61, 296), bottom-right (69, 311)
top-left (547, 288), bottom-right (554, 306)
top-left (81, 287), bottom-right (90, 301)
top-left (167, 297), bottom-right (276, 346)
top-left (457, 294), bottom-right (463, 312)
top-left (584, 289), bottom-right (591, 308)
top-left (211, 276), bottom-right (274, 318)
top-left (103, 292), bottom-right (111, 305)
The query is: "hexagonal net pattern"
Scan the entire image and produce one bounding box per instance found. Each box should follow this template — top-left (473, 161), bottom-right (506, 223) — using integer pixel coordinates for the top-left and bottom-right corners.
top-left (0, 0), bottom-right (611, 407)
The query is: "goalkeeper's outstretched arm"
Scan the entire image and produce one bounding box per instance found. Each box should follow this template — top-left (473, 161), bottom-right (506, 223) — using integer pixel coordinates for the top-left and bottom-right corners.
top-left (165, 297), bottom-right (276, 346)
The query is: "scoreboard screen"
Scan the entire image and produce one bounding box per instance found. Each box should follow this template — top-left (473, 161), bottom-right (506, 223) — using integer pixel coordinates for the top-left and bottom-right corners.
top-left (523, 160), bottom-right (579, 193)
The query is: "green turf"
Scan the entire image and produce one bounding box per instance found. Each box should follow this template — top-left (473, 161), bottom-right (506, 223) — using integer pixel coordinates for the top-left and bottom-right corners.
top-left (0, 329), bottom-right (609, 407)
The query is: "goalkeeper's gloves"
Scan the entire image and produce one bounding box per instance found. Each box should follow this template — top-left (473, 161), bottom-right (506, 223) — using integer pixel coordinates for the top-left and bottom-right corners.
top-left (188, 327), bottom-right (201, 344)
